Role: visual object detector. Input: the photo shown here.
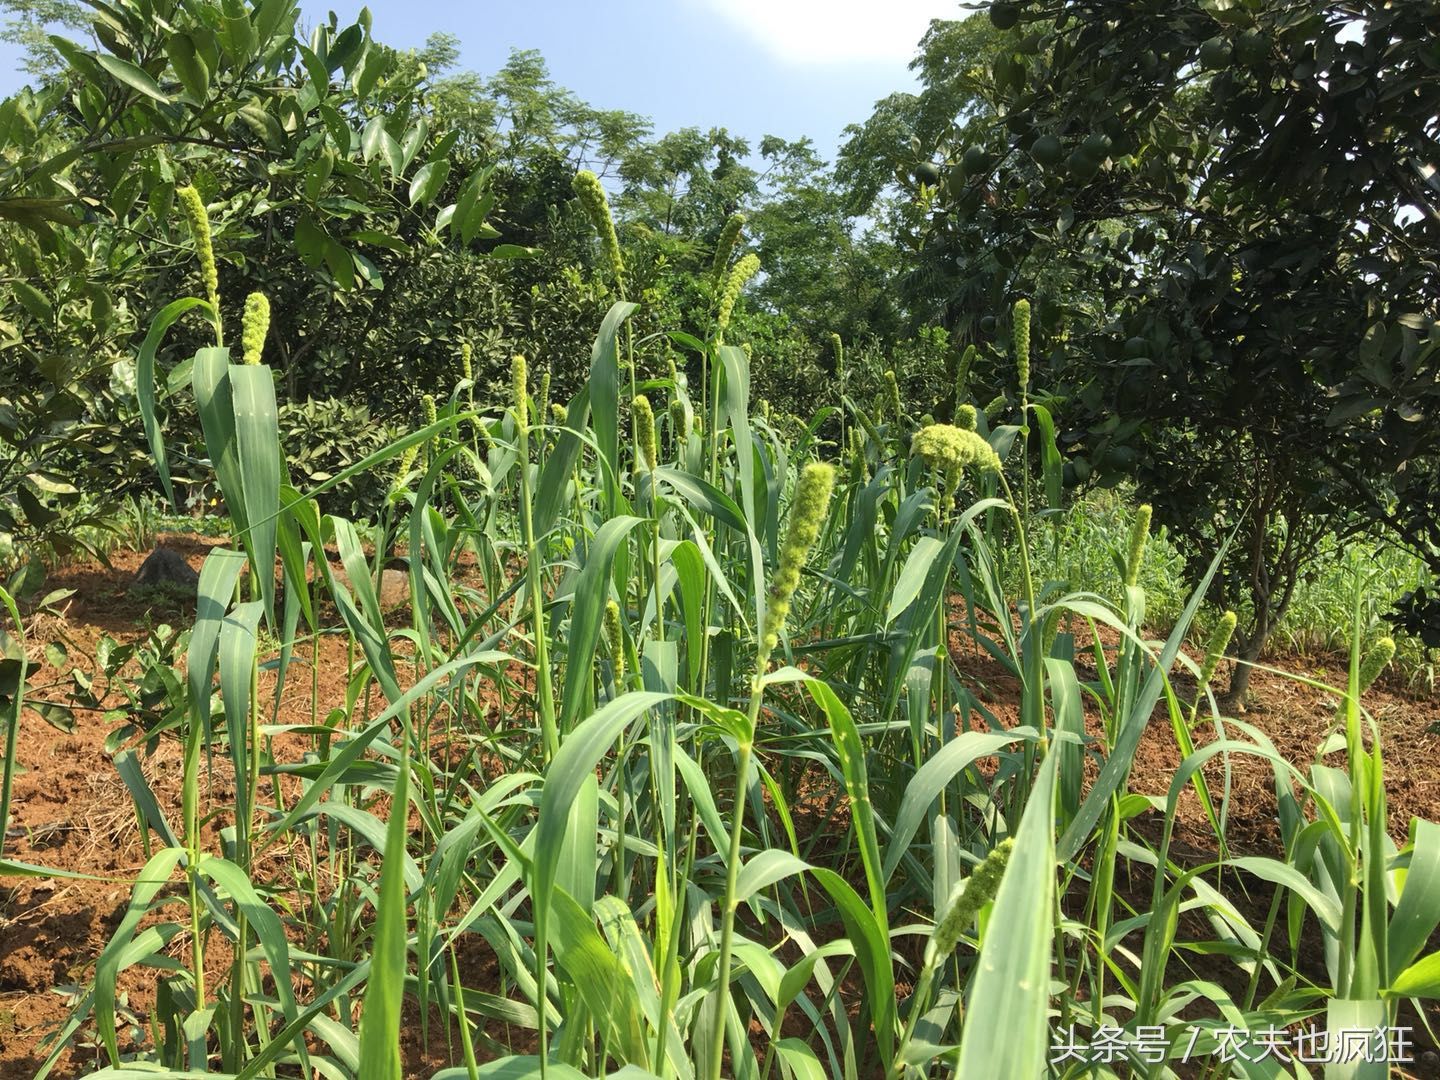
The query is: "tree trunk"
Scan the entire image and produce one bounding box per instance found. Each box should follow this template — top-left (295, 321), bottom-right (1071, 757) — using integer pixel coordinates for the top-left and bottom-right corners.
top-left (1224, 630), bottom-right (1266, 710)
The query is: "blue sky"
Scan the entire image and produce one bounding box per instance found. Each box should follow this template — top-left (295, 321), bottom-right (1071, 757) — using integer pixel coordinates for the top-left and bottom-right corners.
top-left (0, 0), bottom-right (967, 160)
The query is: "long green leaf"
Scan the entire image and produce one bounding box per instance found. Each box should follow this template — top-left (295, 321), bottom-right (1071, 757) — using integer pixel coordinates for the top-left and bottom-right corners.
top-left (954, 751), bottom-right (1059, 1079)
top-left (356, 733), bottom-right (411, 1080)
top-left (229, 364), bottom-right (282, 622)
top-left (135, 297), bottom-right (210, 509)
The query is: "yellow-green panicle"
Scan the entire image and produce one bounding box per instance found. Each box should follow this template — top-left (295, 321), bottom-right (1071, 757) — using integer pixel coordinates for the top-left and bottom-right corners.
top-left (910, 423), bottom-right (1002, 477)
top-left (1012, 298), bottom-right (1031, 395)
top-left (761, 463), bottom-right (835, 654)
top-left (927, 838), bottom-right (1015, 965)
top-left (573, 170), bottom-right (625, 288)
top-left (716, 253), bottom-right (760, 340)
top-left (1199, 610), bottom-right (1238, 691)
top-left (391, 444), bottom-right (418, 495)
top-left (1124, 504), bottom-right (1152, 587)
top-left (711, 212), bottom-right (745, 286)
top-left (633, 395), bottom-right (658, 471)
top-left (885, 369), bottom-right (901, 423)
top-left (604, 599), bottom-right (626, 684)
top-left (511, 354), bottom-right (528, 427)
top-left (1359, 636), bottom-right (1395, 692)
top-left (955, 343), bottom-right (977, 408)
top-left (177, 184), bottom-right (220, 331)
top-left (240, 292), bottom-right (270, 366)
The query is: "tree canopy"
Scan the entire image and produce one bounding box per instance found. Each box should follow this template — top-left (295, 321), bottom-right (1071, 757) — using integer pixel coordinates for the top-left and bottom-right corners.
top-left (847, 0), bottom-right (1440, 698)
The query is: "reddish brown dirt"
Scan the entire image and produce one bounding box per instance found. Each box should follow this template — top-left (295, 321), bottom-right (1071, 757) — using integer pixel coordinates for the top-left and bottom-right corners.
top-left (0, 536), bottom-right (530, 1078)
top-left (2, 536), bottom-right (1439, 1077)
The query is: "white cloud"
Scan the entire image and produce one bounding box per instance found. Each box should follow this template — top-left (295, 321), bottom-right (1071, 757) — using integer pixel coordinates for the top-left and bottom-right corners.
top-left (693, 0), bottom-right (956, 65)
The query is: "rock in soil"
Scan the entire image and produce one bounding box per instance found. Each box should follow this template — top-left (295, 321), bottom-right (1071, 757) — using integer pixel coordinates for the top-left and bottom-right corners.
top-left (328, 562), bottom-right (411, 611)
top-left (132, 546), bottom-right (200, 591)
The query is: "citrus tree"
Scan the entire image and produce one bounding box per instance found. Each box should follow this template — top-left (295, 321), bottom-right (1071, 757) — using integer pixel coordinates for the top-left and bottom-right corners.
top-left (0, 0), bottom-right (513, 573)
top-left (857, 0), bottom-right (1440, 701)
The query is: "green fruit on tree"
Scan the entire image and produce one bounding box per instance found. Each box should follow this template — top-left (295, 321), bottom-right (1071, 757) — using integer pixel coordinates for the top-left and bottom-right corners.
top-left (989, 2), bottom-right (1020, 30)
top-left (1106, 445), bottom-right (1138, 470)
top-left (1124, 336), bottom-right (1148, 358)
top-left (1236, 29), bottom-right (1268, 66)
top-left (980, 315), bottom-right (998, 334)
top-left (1030, 133), bottom-right (1063, 166)
top-left (1067, 148), bottom-right (1100, 181)
top-left (962, 145), bottom-right (991, 176)
top-left (1199, 37), bottom-right (1231, 70)
top-left (1080, 133), bottom-right (1112, 162)
top-left (946, 165), bottom-right (967, 199)
top-left (914, 161), bottom-right (941, 186)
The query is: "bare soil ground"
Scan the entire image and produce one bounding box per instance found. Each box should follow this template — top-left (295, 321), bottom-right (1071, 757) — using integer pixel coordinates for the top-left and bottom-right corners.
top-left (2, 535), bottom-right (1438, 1077)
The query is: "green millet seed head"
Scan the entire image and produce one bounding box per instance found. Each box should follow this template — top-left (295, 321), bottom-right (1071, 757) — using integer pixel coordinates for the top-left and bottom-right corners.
top-left (667, 354), bottom-right (679, 385)
top-left (847, 430), bottom-right (866, 480)
top-left (551, 402), bottom-right (568, 425)
top-left (391, 444), bottom-right (418, 494)
top-left (1125, 503), bottom-right (1152, 587)
top-left (927, 838), bottom-right (1015, 964)
top-left (716, 253), bottom-right (761, 336)
top-left (760, 462), bottom-right (836, 654)
top-left (177, 184), bottom-right (220, 312)
top-left (240, 292), bottom-right (270, 365)
top-left (984, 393), bottom-right (1008, 422)
top-left (511, 354), bottom-right (528, 427)
top-left (604, 599), bottom-right (626, 684)
top-left (1012, 298), bottom-right (1032, 394)
top-left (573, 169), bottom-right (625, 284)
top-left (955, 343), bottom-right (977, 405)
top-left (539, 371), bottom-right (551, 411)
top-left (633, 395), bottom-right (658, 471)
top-left (955, 403), bottom-right (978, 432)
top-left (758, 398), bottom-right (770, 420)
top-left (1359, 636), bottom-right (1396, 692)
top-left (884, 369), bottom-right (901, 420)
top-left (830, 332), bottom-right (844, 377)
top-left (668, 397), bottom-right (686, 434)
top-left (854, 406), bottom-right (884, 449)
top-left (711, 212), bottom-right (745, 284)
top-left (1199, 610), bottom-right (1237, 689)
top-left (910, 423), bottom-right (1002, 478)
top-left (461, 341), bottom-right (473, 383)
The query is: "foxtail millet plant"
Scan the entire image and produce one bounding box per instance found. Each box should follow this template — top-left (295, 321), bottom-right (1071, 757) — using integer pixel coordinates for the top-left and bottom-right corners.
top-left (177, 184), bottom-right (222, 342)
top-left (715, 253), bottom-right (760, 342)
top-left (710, 461), bottom-right (835, 1079)
top-left (895, 838), bottom-right (1017, 1072)
top-left (573, 169), bottom-right (626, 293)
top-left (1125, 503), bottom-right (1153, 588)
top-left (240, 292), bottom-right (270, 365)
top-left (710, 212), bottom-right (745, 287)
